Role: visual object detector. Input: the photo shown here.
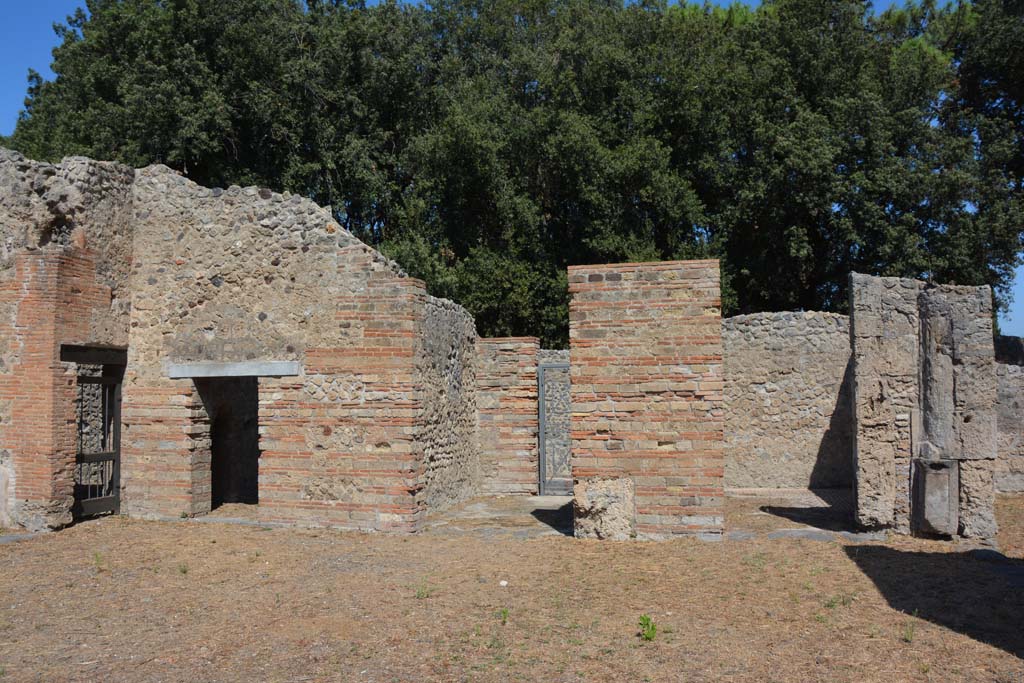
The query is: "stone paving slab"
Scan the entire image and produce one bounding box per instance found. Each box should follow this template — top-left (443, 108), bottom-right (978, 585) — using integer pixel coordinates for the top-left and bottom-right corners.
top-left (0, 533), bottom-right (40, 545)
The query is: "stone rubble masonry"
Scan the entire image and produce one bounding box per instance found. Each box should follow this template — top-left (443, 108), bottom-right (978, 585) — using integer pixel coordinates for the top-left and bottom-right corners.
top-left (476, 337), bottom-right (539, 495)
top-left (723, 312), bottom-right (853, 490)
top-left (994, 335), bottom-right (1024, 492)
top-left (416, 297), bottom-right (480, 512)
top-left (0, 148), bottom-right (480, 532)
top-left (849, 273), bottom-right (998, 539)
top-left (569, 260), bottom-right (724, 540)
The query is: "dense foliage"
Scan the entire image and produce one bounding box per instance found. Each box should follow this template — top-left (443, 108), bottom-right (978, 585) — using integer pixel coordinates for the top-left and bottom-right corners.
top-left (5, 0), bottom-right (1022, 346)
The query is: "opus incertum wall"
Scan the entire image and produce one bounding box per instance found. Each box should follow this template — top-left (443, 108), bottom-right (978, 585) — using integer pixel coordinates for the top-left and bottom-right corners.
top-left (0, 151), bottom-right (135, 530)
top-left (994, 335), bottom-right (1024, 492)
top-left (125, 165), bottom-right (481, 532)
top-left (568, 260), bottom-right (725, 540)
top-left (723, 312), bottom-right (853, 490)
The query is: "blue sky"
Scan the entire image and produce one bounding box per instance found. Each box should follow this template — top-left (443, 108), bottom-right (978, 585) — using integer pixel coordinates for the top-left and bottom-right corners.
top-left (2, 0), bottom-right (1021, 333)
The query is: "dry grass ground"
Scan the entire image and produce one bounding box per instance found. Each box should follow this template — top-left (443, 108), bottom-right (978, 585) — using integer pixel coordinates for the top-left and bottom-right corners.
top-left (0, 495), bottom-right (1022, 682)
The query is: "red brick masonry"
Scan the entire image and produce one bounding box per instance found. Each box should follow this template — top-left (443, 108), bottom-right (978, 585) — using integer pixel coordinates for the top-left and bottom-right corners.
top-left (477, 338), bottom-right (539, 495)
top-left (569, 260), bottom-right (725, 538)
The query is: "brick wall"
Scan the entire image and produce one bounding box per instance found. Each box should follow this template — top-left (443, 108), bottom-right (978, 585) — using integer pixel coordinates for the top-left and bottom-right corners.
top-left (569, 260), bottom-right (724, 539)
top-left (0, 250), bottom-right (118, 529)
top-left (477, 338), bottom-right (539, 495)
top-left (122, 168), bottom-right (480, 531)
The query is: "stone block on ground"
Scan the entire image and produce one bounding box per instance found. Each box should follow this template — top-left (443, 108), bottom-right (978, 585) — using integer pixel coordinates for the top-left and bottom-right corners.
top-left (573, 477), bottom-right (635, 540)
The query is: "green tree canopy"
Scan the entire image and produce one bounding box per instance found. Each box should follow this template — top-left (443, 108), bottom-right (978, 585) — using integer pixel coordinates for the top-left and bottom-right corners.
top-left (8, 0), bottom-right (1023, 346)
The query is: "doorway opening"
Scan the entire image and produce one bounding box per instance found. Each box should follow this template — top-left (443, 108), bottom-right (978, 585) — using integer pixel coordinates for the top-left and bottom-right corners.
top-left (196, 377), bottom-right (260, 508)
top-left (60, 344), bottom-right (128, 519)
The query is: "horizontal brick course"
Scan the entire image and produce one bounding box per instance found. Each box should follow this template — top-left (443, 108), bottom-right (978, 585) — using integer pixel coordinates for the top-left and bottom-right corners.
top-left (569, 260), bottom-right (724, 539)
top-left (477, 337), bottom-right (539, 495)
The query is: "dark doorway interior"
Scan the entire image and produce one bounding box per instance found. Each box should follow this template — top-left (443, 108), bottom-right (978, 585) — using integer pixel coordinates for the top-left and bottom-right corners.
top-left (196, 377), bottom-right (260, 507)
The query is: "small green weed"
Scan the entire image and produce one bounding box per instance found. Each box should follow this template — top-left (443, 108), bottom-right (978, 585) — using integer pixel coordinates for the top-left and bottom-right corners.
top-left (824, 592), bottom-right (854, 609)
top-left (638, 614), bottom-right (657, 642)
top-left (741, 553), bottom-right (768, 570)
top-left (901, 619), bottom-right (916, 644)
top-left (497, 607), bottom-right (509, 625)
top-left (178, 563), bottom-right (189, 575)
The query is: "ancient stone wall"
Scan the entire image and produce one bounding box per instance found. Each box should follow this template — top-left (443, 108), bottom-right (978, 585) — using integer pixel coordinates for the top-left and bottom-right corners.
top-left (0, 150), bottom-right (135, 529)
top-left (415, 297), bottom-right (480, 512)
top-left (723, 312), bottom-right (853, 489)
top-left (538, 349), bottom-right (571, 495)
top-left (995, 336), bottom-right (1024, 492)
top-left (569, 260), bottom-right (724, 539)
top-left (850, 275), bottom-right (921, 532)
top-left (850, 273), bottom-right (998, 539)
top-left (476, 338), bottom-right (539, 495)
top-left (108, 162), bottom-right (478, 531)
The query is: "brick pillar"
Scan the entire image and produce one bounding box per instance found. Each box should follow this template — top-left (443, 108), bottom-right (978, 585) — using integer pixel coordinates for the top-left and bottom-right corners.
top-left (477, 337), bottom-right (539, 495)
top-left (0, 249), bottom-right (114, 530)
top-left (569, 260), bottom-right (724, 539)
top-left (121, 377), bottom-right (210, 518)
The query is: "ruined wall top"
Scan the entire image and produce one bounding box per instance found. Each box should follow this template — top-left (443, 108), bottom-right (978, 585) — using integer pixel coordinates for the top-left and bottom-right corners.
top-left (0, 149), bottom-right (473, 373)
top-left (132, 162), bottom-right (407, 273)
top-left (0, 148), bottom-right (137, 346)
top-left (127, 163), bottom-right (424, 372)
top-left (0, 148), bottom-right (135, 258)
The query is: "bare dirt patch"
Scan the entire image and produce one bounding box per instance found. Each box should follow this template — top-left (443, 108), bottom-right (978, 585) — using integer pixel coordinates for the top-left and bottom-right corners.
top-left (0, 496), bottom-right (1022, 682)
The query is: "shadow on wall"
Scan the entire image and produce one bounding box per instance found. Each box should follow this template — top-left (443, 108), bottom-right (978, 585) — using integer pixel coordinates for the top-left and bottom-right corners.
top-left (810, 355), bottom-right (855, 489)
top-left (844, 545), bottom-right (1024, 658)
top-left (760, 358), bottom-right (855, 530)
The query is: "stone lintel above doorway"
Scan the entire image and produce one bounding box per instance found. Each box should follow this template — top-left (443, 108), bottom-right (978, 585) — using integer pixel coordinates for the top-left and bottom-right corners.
top-left (165, 360), bottom-right (301, 379)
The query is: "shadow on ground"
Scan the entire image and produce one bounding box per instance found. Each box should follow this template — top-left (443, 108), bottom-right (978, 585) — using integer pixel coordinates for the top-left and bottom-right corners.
top-left (760, 488), bottom-right (856, 532)
top-left (530, 501), bottom-right (573, 536)
top-left (844, 545), bottom-right (1024, 658)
